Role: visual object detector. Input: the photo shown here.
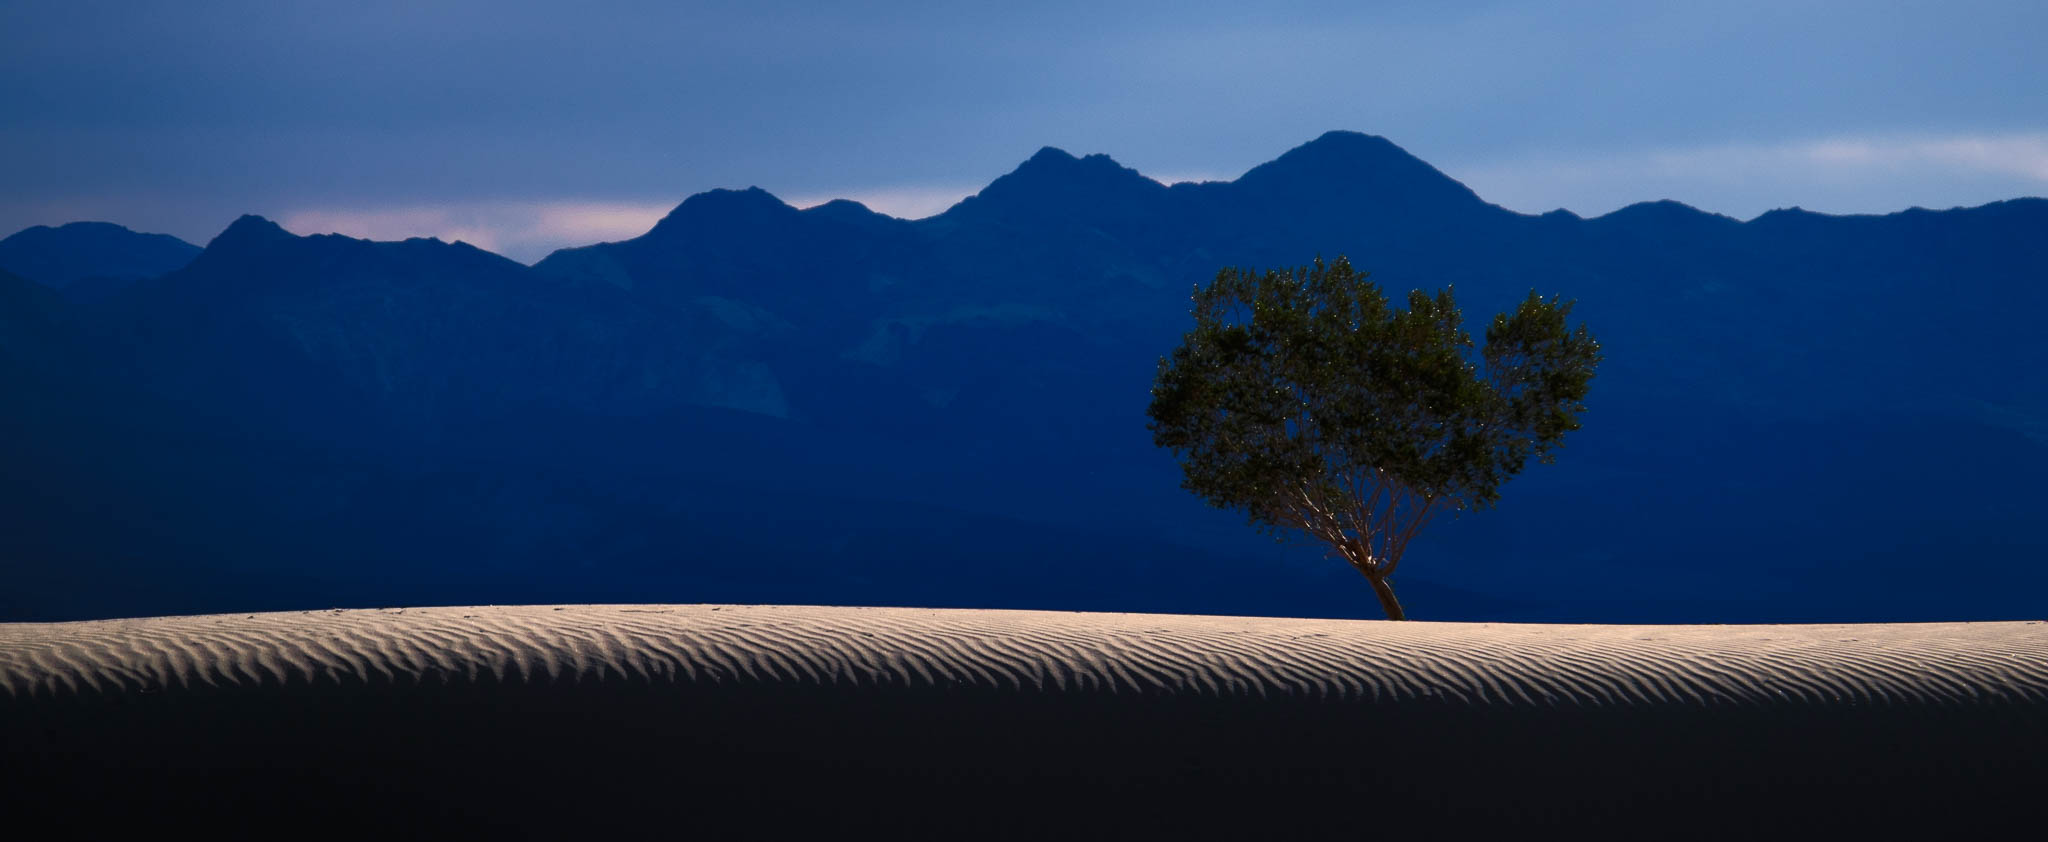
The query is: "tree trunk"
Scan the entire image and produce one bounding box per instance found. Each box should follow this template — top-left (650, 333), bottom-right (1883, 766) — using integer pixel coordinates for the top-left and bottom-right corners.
top-left (1365, 573), bottom-right (1406, 621)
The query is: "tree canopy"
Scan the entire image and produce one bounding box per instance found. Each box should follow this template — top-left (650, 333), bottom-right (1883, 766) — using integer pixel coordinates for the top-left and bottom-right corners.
top-left (1147, 257), bottom-right (1601, 620)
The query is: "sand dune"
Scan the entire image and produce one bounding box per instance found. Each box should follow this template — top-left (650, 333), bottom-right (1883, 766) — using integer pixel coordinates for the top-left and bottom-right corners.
top-left (6, 605), bottom-right (2046, 837)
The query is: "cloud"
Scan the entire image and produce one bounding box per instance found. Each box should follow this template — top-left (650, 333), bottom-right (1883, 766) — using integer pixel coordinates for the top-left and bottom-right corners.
top-left (1802, 135), bottom-right (2048, 181)
top-left (279, 200), bottom-right (677, 264)
top-left (1449, 132), bottom-right (2048, 220)
top-left (1638, 134), bottom-right (2048, 183)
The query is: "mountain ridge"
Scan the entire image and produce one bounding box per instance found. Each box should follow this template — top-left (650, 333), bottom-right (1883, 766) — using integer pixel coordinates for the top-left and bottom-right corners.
top-left (6, 132), bottom-right (2047, 625)
top-left (0, 221), bottom-right (201, 293)
top-left (14, 139), bottom-right (2043, 278)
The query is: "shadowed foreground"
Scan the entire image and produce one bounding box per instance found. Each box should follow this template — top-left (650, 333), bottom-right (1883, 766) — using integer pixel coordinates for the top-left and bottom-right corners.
top-left (5, 605), bottom-right (2045, 838)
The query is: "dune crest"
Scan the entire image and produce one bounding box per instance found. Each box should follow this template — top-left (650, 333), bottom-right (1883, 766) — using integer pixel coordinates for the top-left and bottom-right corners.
top-left (6, 605), bottom-right (2046, 836)
top-left (6, 605), bottom-right (2047, 706)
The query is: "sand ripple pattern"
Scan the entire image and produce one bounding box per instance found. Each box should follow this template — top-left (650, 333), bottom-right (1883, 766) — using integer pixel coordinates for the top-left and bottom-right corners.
top-left (3, 605), bottom-right (2046, 709)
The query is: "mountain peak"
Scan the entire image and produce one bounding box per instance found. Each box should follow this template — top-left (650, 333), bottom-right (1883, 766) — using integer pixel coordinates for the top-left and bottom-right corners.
top-left (0, 220), bottom-right (203, 289)
top-left (941, 146), bottom-right (1165, 223)
top-left (209, 215), bottom-right (295, 249)
top-left (645, 187), bottom-right (797, 239)
top-left (1024, 146), bottom-right (1080, 166)
top-left (1008, 146), bottom-right (1133, 181)
top-left (6, 221), bottom-right (133, 239)
top-left (801, 198), bottom-right (904, 228)
top-left (1597, 199), bottom-right (1737, 224)
top-left (670, 186), bottom-right (790, 215)
top-left (1249, 131), bottom-right (1425, 175)
top-left (809, 198), bottom-right (874, 214)
top-left (1303, 129), bottom-right (1402, 152)
top-left (1234, 131), bottom-right (1491, 216)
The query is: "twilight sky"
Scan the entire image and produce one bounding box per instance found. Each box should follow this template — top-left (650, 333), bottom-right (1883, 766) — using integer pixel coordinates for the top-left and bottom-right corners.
top-left (4, 0), bottom-right (2043, 263)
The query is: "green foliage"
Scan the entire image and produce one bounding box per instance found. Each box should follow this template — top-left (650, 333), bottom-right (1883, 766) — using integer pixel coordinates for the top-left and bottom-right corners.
top-left (1147, 257), bottom-right (1600, 617)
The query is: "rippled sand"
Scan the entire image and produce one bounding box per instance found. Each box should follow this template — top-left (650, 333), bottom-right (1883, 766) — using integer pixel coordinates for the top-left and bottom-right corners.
top-left (6, 605), bottom-right (2044, 837)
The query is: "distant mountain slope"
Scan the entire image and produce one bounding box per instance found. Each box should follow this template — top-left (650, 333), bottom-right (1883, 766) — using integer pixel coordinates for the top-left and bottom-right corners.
top-left (0, 267), bottom-right (69, 370)
top-left (5, 131), bottom-right (2047, 624)
top-left (0, 221), bottom-right (200, 294)
top-left (97, 215), bottom-right (794, 436)
top-left (538, 130), bottom-right (2048, 436)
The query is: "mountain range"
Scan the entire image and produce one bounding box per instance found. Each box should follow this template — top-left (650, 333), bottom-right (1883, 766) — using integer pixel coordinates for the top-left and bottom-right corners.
top-left (0, 221), bottom-right (202, 301)
top-left (4, 131), bottom-right (2045, 623)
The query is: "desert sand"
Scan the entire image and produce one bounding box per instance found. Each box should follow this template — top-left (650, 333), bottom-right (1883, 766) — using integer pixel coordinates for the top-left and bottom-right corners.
top-left (5, 605), bottom-right (2045, 837)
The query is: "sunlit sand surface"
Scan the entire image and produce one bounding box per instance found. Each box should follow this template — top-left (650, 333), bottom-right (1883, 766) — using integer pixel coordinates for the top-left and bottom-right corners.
top-left (6, 605), bottom-right (2044, 837)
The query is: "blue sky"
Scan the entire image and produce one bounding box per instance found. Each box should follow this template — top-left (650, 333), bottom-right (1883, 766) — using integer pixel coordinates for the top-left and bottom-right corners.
top-left (3, 0), bottom-right (2043, 262)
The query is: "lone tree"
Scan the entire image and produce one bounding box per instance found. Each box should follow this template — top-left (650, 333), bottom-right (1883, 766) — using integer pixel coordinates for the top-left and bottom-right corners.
top-left (1147, 257), bottom-right (1601, 620)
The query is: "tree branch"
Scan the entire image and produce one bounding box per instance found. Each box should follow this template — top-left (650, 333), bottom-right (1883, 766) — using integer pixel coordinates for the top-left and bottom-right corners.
top-left (1381, 495), bottom-right (1440, 577)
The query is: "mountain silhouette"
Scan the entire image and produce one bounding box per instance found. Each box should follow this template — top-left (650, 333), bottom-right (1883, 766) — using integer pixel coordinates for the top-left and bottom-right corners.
top-left (0, 221), bottom-right (200, 298)
top-left (1232, 130), bottom-right (1501, 222)
top-left (5, 133), bottom-right (2047, 624)
top-left (106, 214), bottom-right (797, 436)
top-left (943, 146), bottom-right (1175, 230)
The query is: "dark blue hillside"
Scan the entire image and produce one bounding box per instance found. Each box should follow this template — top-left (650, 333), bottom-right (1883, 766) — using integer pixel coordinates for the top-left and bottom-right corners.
top-left (0, 221), bottom-right (200, 295)
top-left (4, 132), bottom-right (2045, 623)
